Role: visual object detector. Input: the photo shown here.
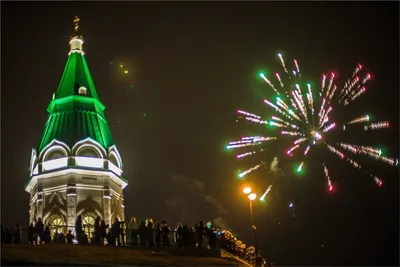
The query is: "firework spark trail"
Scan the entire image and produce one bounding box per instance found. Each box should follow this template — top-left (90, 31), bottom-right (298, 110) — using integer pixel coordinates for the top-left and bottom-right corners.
top-left (228, 53), bottom-right (396, 193)
top-left (321, 74), bottom-right (327, 94)
top-left (322, 122), bottom-right (336, 133)
top-left (260, 73), bottom-right (280, 95)
top-left (347, 115), bottom-right (370, 125)
top-left (364, 121), bottom-right (390, 131)
top-left (278, 53), bottom-right (288, 73)
top-left (237, 151), bottom-right (257, 159)
top-left (238, 164), bottom-right (262, 178)
top-left (297, 161), bottom-right (304, 172)
top-left (276, 73), bottom-right (284, 87)
top-left (326, 73), bottom-right (335, 100)
top-left (323, 164), bottom-right (333, 191)
top-left (294, 59), bottom-right (300, 76)
top-left (260, 185), bottom-right (273, 201)
top-left (339, 143), bottom-right (398, 166)
top-left (227, 136), bottom-right (277, 149)
top-left (327, 85), bottom-right (338, 102)
top-left (304, 145), bottom-right (311, 155)
top-left (294, 137), bottom-right (307, 145)
top-left (244, 116), bottom-right (269, 124)
top-left (287, 144), bottom-right (300, 155)
top-left (327, 144), bottom-right (388, 185)
top-left (237, 110), bottom-right (261, 119)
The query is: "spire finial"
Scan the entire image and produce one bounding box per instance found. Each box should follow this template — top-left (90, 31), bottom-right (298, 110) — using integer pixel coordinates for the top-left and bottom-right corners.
top-left (71, 15), bottom-right (83, 40)
top-left (69, 16), bottom-right (84, 54)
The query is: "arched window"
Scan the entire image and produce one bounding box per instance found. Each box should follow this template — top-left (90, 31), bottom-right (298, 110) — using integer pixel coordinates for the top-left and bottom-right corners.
top-left (82, 213), bottom-right (96, 239)
top-left (77, 146), bottom-right (101, 158)
top-left (45, 149), bottom-right (66, 161)
top-left (46, 214), bottom-right (67, 237)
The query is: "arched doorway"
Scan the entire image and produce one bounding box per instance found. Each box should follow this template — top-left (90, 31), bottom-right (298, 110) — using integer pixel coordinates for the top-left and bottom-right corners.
top-left (82, 213), bottom-right (96, 240)
top-left (47, 214), bottom-right (67, 238)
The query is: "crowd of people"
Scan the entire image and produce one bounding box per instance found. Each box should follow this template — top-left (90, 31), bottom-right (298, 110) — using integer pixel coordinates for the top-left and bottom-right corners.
top-left (1, 217), bottom-right (273, 266)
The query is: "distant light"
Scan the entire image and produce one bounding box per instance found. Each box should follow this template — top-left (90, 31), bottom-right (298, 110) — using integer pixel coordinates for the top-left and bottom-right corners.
top-left (243, 187), bottom-right (252, 195)
top-left (124, 70), bottom-right (129, 74)
top-left (131, 85), bottom-right (135, 88)
top-left (248, 193), bottom-right (257, 201)
top-left (120, 64), bottom-right (124, 68)
top-left (143, 113), bottom-right (147, 117)
top-left (289, 202), bottom-right (294, 208)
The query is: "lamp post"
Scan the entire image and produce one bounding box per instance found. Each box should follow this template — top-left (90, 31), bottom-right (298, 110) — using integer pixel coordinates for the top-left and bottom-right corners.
top-left (242, 187), bottom-right (259, 261)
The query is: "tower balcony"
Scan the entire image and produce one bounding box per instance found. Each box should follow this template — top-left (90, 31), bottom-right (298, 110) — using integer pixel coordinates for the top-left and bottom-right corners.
top-left (35, 156), bottom-right (122, 176)
top-left (26, 138), bottom-right (127, 193)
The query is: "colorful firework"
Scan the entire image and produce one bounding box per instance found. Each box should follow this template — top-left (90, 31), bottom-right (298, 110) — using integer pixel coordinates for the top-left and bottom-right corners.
top-left (227, 53), bottom-right (397, 199)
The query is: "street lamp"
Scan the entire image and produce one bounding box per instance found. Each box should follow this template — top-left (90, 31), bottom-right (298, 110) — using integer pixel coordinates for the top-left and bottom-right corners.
top-left (243, 186), bottom-right (252, 195)
top-left (242, 187), bottom-right (259, 262)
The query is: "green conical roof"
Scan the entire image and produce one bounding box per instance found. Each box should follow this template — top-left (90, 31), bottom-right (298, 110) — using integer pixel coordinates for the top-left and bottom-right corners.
top-left (54, 50), bottom-right (100, 100)
top-left (37, 36), bottom-right (115, 154)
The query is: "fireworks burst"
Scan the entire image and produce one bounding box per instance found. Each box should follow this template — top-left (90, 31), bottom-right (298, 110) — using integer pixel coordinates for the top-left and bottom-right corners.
top-left (227, 53), bottom-right (397, 199)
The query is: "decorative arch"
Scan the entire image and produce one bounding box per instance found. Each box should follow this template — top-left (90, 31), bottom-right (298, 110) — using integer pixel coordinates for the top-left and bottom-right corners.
top-left (72, 138), bottom-right (106, 158)
top-left (43, 206), bottom-right (67, 224)
top-left (44, 147), bottom-right (67, 161)
top-left (108, 145), bottom-right (123, 168)
top-left (109, 151), bottom-right (121, 168)
top-left (76, 208), bottom-right (103, 221)
top-left (76, 145), bottom-right (102, 158)
top-left (39, 139), bottom-right (71, 161)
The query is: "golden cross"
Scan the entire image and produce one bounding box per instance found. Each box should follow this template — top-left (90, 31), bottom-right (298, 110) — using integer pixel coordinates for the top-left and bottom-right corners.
top-left (73, 16), bottom-right (80, 34)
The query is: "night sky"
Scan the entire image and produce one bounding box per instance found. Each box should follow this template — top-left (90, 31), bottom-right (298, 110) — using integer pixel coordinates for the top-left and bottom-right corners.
top-left (1, 2), bottom-right (399, 265)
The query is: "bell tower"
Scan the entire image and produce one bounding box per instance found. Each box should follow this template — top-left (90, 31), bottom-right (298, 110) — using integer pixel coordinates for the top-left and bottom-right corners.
top-left (25, 16), bottom-right (128, 235)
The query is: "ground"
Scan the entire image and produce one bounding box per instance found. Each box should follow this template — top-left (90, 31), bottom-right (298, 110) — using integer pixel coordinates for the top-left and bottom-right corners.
top-left (1, 245), bottom-right (242, 266)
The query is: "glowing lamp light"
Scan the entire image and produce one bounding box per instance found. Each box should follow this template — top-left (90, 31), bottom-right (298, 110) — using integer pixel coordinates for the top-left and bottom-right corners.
top-left (288, 202), bottom-right (294, 208)
top-left (328, 185), bottom-right (333, 192)
top-left (124, 70), bottom-right (129, 74)
top-left (248, 193), bottom-right (257, 201)
top-left (120, 64), bottom-right (123, 68)
top-left (243, 187), bottom-right (252, 195)
top-left (259, 73), bottom-right (265, 78)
